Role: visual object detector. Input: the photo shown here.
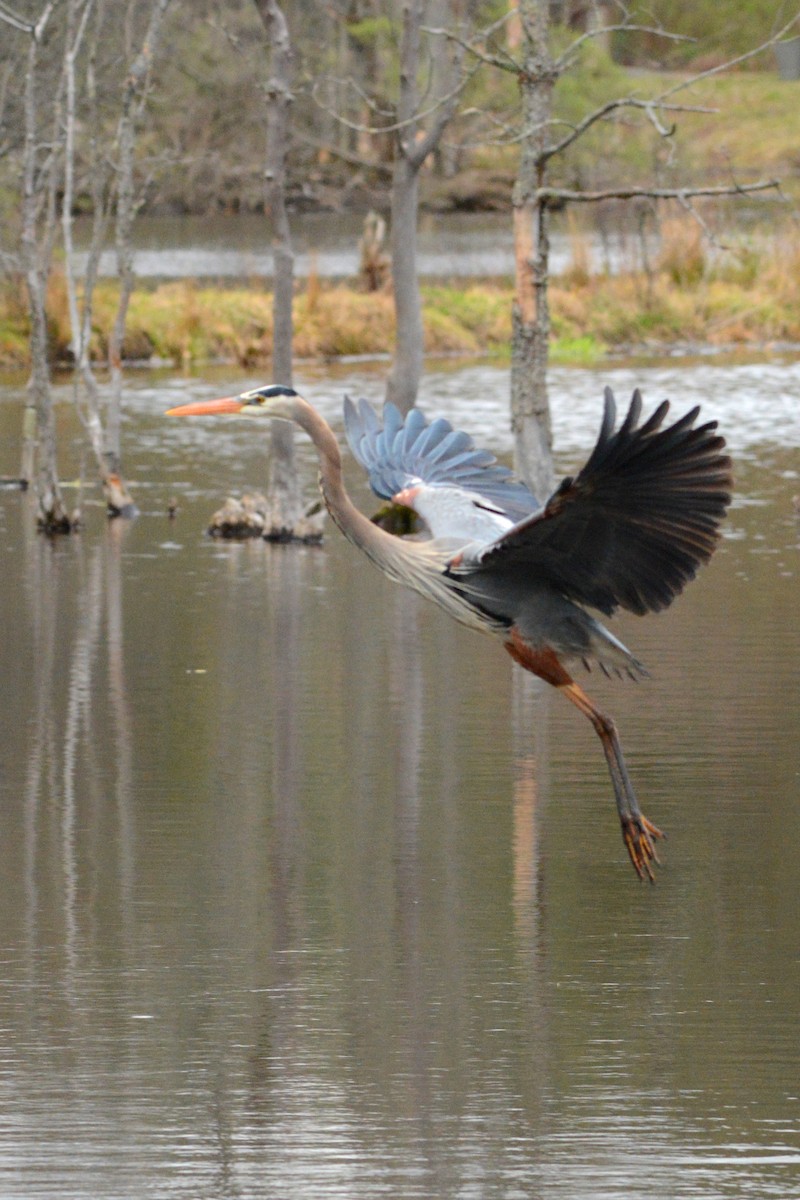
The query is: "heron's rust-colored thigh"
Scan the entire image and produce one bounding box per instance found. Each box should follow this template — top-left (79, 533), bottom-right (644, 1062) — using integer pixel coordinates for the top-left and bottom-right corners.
top-left (505, 627), bottom-right (573, 688)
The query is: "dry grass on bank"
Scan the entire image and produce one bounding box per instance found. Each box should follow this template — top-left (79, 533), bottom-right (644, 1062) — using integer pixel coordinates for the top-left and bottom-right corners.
top-left (3, 223), bottom-right (800, 372)
top-left (551, 222), bottom-right (800, 349)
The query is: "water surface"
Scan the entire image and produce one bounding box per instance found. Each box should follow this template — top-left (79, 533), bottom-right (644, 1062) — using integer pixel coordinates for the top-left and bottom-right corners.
top-left (71, 210), bottom-right (645, 282)
top-left (0, 360), bottom-right (798, 1198)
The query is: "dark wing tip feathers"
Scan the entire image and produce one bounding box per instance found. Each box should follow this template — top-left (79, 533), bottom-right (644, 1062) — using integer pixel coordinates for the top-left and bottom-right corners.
top-left (474, 387), bottom-right (732, 619)
top-left (579, 388), bottom-right (733, 614)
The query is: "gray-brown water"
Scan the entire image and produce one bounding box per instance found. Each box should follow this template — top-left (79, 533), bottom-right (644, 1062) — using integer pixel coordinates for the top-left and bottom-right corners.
top-left (0, 359), bottom-right (798, 1198)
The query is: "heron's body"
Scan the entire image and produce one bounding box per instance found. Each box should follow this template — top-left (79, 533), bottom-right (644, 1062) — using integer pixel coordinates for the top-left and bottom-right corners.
top-left (168, 385), bottom-right (732, 880)
top-left (397, 482), bottom-right (516, 546)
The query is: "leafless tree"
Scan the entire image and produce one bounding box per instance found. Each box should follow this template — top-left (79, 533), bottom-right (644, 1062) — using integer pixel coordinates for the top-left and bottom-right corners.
top-left (384, 0), bottom-right (466, 414)
top-left (8, 0), bottom-right (171, 524)
top-left (312, 1), bottom-right (468, 415)
top-left (11, 0), bottom-right (72, 532)
top-left (103, 0), bottom-right (172, 513)
top-left (509, 0), bottom-right (556, 501)
top-left (60, 0), bottom-right (162, 519)
top-left (251, 0), bottom-right (311, 541)
top-left (453, 0), bottom-right (796, 497)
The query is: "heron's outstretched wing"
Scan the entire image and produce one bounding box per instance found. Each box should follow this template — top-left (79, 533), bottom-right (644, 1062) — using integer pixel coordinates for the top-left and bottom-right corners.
top-left (458, 388), bottom-right (732, 616)
top-left (344, 397), bottom-right (538, 522)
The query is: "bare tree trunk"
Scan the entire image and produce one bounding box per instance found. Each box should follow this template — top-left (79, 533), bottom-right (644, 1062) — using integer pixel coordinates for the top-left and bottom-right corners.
top-left (511, 0), bottom-right (554, 501)
top-left (385, 0), bottom-right (463, 415)
top-left (430, 0), bottom-right (462, 177)
top-left (61, 0), bottom-right (87, 364)
top-left (105, 0), bottom-right (171, 517)
top-left (62, 0), bottom-right (135, 517)
top-left (20, 4), bottom-right (71, 533)
top-left (253, 0), bottom-right (315, 541)
top-left (386, 152), bottom-right (425, 414)
top-left (263, 0), bottom-right (299, 537)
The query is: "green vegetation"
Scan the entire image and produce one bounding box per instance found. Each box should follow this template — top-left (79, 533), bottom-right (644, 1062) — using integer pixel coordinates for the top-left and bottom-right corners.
top-left (614, 0), bottom-right (795, 68)
top-left (549, 55), bottom-right (800, 197)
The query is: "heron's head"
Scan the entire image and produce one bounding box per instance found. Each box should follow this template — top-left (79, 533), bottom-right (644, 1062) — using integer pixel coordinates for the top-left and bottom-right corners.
top-left (166, 383), bottom-right (300, 421)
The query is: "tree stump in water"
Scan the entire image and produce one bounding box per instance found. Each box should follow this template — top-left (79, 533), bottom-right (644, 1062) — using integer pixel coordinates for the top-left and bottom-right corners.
top-left (207, 493), bottom-right (325, 543)
top-left (358, 211), bottom-right (390, 292)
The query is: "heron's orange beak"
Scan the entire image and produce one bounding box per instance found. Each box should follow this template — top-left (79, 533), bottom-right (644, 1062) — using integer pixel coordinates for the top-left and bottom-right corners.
top-left (166, 396), bottom-right (245, 416)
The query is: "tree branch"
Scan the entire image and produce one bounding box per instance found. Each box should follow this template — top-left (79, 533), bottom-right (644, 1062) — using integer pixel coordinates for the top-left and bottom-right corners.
top-left (536, 180), bottom-right (781, 204)
top-left (33, 0), bottom-right (58, 41)
top-left (554, 24), bottom-right (694, 71)
top-left (291, 126), bottom-right (393, 177)
top-left (424, 20), bottom-right (520, 75)
top-left (542, 96), bottom-right (715, 161)
top-left (312, 60), bottom-right (476, 142)
top-left (0, 1), bottom-right (33, 32)
top-left (423, 10), bottom-right (520, 75)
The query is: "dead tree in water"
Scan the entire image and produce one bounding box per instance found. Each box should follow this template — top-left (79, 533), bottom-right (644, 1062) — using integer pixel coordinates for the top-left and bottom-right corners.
top-left (60, 0), bottom-right (171, 519)
top-left (509, 0), bottom-right (555, 503)
top-left (248, 0), bottom-right (321, 542)
top-left (384, 0), bottom-right (465, 415)
top-left (15, 2), bottom-right (71, 532)
top-left (103, 0), bottom-right (172, 516)
top-left (313, 2), bottom-right (467, 415)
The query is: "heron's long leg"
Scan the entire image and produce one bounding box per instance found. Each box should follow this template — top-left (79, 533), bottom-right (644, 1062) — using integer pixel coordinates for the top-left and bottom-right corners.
top-left (505, 632), bottom-right (663, 879)
top-left (558, 680), bottom-right (664, 881)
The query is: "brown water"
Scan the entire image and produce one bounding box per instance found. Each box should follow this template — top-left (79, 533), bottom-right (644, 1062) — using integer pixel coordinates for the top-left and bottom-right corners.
top-left (0, 360), bottom-right (798, 1198)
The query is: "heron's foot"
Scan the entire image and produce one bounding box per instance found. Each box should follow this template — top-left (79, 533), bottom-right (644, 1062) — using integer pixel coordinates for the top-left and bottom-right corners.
top-left (621, 814), bottom-right (664, 882)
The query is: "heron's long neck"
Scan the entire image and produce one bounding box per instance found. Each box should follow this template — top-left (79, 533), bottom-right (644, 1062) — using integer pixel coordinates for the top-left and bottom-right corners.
top-left (289, 397), bottom-right (498, 635)
top-left (290, 397), bottom-right (392, 555)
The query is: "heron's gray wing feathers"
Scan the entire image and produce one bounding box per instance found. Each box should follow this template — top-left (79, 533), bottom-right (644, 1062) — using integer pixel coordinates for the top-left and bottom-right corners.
top-left (344, 397), bottom-right (538, 521)
top-left (460, 388), bottom-right (733, 617)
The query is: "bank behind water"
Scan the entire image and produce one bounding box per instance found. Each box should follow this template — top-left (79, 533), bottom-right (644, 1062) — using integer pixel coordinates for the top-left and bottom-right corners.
top-left (4, 219), bottom-right (800, 371)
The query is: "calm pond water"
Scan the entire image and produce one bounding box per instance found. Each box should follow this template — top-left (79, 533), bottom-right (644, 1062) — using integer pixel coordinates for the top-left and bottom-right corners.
top-left (71, 205), bottom-right (792, 283)
top-left (72, 210), bottom-right (646, 282)
top-left (0, 358), bottom-right (798, 1198)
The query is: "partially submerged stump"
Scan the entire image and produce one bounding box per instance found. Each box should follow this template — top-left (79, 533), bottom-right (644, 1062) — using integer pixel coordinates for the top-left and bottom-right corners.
top-left (358, 211), bottom-right (390, 292)
top-left (207, 493), bottom-right (325, 543)
top-left (104, 472), bottom-right (138, 519)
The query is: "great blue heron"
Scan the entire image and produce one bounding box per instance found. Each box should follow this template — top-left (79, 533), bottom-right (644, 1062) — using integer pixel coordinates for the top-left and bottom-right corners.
top-left (167, 385), bottom-right (732, 881)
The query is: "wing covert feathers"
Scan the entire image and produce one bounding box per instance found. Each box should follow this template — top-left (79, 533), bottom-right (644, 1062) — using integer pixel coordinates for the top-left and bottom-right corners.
top-left (469, 388), bottom-right (733, 617)
top-left (343, 397), bottom-right (538, 521)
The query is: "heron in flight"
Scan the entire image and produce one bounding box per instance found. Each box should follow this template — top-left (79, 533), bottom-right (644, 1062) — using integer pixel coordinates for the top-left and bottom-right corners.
top-left (167, 385), bottom-right (732, 880)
